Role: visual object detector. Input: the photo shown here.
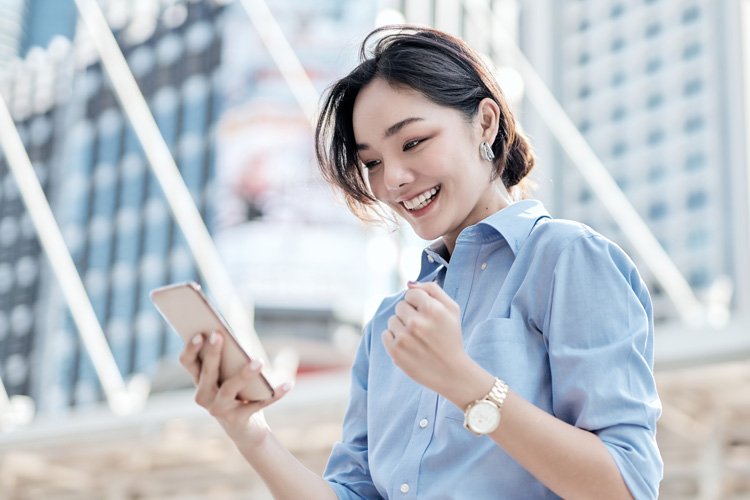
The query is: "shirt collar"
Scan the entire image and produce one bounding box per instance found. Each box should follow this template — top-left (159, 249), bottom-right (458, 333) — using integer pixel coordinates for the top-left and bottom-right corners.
top-left (417, 200), bottom-right (551, 280)
top-left (474, 199), bottom-right (551, 256)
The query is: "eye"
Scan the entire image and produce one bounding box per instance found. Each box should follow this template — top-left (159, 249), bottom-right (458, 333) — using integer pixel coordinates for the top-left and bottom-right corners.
top-left (403, 138), bottom-right (428, 151)
top-left (362, 159), bottom-right (381, 169)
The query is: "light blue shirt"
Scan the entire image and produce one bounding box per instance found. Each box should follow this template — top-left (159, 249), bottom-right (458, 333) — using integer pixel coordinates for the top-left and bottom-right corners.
top-left (324, 200), bottom-right (663, 499)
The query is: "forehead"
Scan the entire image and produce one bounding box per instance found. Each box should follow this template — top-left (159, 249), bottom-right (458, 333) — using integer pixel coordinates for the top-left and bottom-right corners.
top-left (352, 79), bottom-right (446, 138)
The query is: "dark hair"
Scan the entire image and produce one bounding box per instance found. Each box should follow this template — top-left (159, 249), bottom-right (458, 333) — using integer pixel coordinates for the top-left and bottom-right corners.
top-left (315, 25), bottom-right (535, 221)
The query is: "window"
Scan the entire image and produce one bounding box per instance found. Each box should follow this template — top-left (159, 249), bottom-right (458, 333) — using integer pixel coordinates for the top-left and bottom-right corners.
top-left (684, 79), bottom-right (703, 96)
top-left (611, 4), bottom-right (625, 18)
top-left (0, 263), bottom-right (13, 294)
top-left (648, 202), bottom-right (668, 220)
top-left (683, 42), bottom-right (702, 60)
top-left (682, 6), bottom-right (701, 24)
top-left (0, 217), bottom-right (19, 248)
top-left (686, 190), bottom-right (707, 210)
top-left (611, 72), bottom-right (626, 87)
top-left (611, 107), bottom-right (627, 121)
top-left (646, 93), bottom-right (664, 109)
top-left (15, 256), bottom-right (38, 288)
top-left (612, 142), bottom-right (628, 158)
top-left (686, 152), bottom-right (706, 171)
top-left (10, 304), bottom-right (33, 336)
top-left (689, 268), bottom-right (710, 287)
top-left (0, 311), bottom-right (8, 341)
top-left (648, 164), bottom-right (666, 182)
top-left (645, 58), bottom-right (663, 74)
top-left (687, 228), bottom-right (709, 250)
top-left (684, 115), bottom-right (705, 134)
top-left (645, 23), bottom-right (662, 38)
top-left (647, 129), bottom-right (665, 146)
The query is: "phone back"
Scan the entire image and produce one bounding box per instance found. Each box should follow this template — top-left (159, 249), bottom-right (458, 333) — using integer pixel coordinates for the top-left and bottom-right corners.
top-left (150, 282), bottom-right (274, 401)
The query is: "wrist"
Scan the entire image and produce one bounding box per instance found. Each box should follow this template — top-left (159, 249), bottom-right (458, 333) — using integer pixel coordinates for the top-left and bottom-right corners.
top-left (442, 357), bottom-right (496, 410)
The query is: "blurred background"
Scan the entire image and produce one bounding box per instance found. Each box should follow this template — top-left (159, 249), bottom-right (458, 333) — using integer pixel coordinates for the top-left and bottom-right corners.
top-left (0, 0), bottom-right (748, 498)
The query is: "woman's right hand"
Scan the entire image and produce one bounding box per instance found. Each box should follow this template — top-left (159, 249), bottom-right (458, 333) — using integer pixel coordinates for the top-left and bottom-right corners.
top-left (179, 331), bottom-right (293, 450)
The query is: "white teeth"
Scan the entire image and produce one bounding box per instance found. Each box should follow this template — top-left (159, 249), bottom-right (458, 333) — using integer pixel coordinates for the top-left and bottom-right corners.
top-left (403, 186), bottom-right (440, 211)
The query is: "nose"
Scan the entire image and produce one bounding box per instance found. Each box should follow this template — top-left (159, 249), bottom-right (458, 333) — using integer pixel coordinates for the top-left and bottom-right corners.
top-left (382, 159), bottom-right (414, 191)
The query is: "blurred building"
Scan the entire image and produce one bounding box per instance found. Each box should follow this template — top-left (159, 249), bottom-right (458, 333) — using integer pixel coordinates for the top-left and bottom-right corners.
top-left (520, 0), bottom-right (750, 321)
top-left (33, 0), bottom-right (225, 412)
top-left (0, 36), bottom-right (71, 401)
top-left (0, 0), bottom-right (77, 69)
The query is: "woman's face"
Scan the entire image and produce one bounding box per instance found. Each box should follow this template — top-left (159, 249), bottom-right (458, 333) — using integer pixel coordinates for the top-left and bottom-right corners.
top-left (352, 78), bottom-right (510, 252)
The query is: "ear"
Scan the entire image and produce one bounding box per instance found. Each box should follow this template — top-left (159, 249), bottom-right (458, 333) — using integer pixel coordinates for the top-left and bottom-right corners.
top-left (477, 98), bottom-right (501, 143)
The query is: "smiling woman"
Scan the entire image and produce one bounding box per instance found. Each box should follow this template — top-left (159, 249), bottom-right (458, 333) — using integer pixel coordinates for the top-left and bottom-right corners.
top-left (179, 26), bottom-right (663, 500)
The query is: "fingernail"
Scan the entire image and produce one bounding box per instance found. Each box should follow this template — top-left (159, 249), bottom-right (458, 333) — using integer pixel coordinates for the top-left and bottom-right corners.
top-left (407, 280), bottom-right (418, 286)
top-left (249, 359), bottom-right (262, 371)
top-left (191, 335), bottom-right (203, 345)
top-left (242, 363), bottom-right (254, 377)
top-left (282, 381), bottom-right (294, 392)
top-left (209, 332), bottom-right (219, 345)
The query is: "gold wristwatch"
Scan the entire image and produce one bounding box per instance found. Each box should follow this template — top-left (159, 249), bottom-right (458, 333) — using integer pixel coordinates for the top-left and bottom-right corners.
top-left (463, 378), bottom-right (509, 435)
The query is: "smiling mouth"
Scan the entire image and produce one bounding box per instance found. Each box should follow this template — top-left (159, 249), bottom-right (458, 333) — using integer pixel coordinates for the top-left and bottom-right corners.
top-left (402, 186), bottom-right (440, 211)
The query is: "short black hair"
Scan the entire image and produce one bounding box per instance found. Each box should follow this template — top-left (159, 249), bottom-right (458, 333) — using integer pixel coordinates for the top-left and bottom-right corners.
top-left (316, 25), bottom-right (535, 221)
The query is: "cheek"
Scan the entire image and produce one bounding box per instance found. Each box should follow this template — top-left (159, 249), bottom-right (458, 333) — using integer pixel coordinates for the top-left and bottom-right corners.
top-left (366, 170), bottom-right (387, 201)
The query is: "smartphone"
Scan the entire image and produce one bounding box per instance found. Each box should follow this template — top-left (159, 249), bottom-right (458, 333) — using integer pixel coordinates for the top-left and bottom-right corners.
top-left (150, 281), bottom-right (275, 402)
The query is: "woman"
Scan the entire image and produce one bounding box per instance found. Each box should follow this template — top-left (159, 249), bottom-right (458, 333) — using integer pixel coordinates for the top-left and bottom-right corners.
top-left (180, 26), bottom-right (663, 499)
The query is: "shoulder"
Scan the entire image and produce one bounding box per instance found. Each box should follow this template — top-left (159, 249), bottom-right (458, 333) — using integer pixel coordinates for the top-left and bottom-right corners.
top-left (524, 218), bottom-right (603, 258)
top-left (523, 218), bottom-right (639, 277)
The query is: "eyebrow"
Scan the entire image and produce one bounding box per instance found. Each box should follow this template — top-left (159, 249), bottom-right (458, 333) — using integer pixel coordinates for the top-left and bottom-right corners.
top-left (356, 117), bottom-right (424, 151)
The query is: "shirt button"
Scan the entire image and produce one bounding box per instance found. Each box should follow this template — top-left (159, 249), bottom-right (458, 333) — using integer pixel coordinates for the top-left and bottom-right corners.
top-left (400, 483), bottom-right (410, 494)
top-left (481, 262), bottom-right (487, 270)
top-left (419, 418), bottom-right (429, 428)
top-left (427, 255), bottom-right (434, 263)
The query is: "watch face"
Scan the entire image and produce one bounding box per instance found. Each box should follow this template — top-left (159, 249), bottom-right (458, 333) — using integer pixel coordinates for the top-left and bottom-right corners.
top-left (467, 401), bottom-right (501, 434)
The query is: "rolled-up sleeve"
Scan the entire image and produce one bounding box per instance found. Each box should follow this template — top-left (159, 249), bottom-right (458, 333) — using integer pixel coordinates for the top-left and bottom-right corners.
top-left (323, 321), bottom-right (382, 500)
top-left (544, 233), bottom-right (663, 500)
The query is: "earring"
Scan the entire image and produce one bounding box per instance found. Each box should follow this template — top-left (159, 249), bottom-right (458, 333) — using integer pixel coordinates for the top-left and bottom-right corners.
top-left (480, 141), bottom-right (495, 162)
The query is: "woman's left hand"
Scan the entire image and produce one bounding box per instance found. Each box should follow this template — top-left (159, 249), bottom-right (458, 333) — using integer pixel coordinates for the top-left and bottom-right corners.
top-left (382, 281), bottom-right (478, 399)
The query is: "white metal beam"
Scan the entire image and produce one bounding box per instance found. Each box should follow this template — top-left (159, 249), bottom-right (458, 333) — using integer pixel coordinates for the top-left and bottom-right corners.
top-left (461, 1), bottom-right (705, 326)
top-left (238, 0), bottom-right (320, 129)
top-left (73, 0), bottom-right (271, 369)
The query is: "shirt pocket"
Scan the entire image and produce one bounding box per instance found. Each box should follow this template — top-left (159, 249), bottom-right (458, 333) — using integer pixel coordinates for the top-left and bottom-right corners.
top-left (443, 319), bottom-right (531, 423)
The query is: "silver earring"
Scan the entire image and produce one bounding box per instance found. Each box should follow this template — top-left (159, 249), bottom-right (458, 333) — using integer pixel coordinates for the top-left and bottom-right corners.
top-left (480, 141), bottom-right (495, 162)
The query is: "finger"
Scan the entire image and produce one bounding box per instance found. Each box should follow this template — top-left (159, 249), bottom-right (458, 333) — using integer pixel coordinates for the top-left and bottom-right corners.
top-left (216, 359), bottom-right (265, 402)
top-left (179, 334), bottom-right (205, 385)
top-left (226, 380), bottom-right (295, 422)
top-left (387, 314), bottom-right (407, 338)
top-left (394, 299), bottom-right (418, 324)
top-left (381, 329), bottom-right (396, 355)
top-left (401, 287), bottom-right (431, 312)
top-left (194, 331), bottom-right (223, 405)
top-left (407, 281), bottom-right (458, 311)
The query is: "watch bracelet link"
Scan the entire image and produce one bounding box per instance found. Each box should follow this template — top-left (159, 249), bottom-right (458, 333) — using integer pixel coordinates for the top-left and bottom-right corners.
top-left (487, 377), bottom-right (509, 410)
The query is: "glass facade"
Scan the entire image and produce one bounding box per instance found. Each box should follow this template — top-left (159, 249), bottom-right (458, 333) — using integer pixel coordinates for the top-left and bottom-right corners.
top-left (522, 0), bottom-right (735, 321)
top-left (0, 44), bottom-right (66, 400)
top-left (27, 1), bottom-right (226, 411)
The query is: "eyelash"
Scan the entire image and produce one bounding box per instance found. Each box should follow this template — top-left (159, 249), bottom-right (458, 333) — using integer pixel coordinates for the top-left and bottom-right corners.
top-left (404, 138), bottom-right (427, 151)
top-left (361, 138), bottom-right (429, 169)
